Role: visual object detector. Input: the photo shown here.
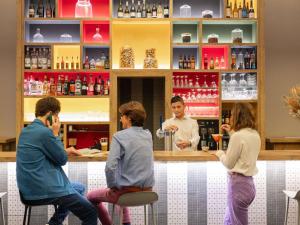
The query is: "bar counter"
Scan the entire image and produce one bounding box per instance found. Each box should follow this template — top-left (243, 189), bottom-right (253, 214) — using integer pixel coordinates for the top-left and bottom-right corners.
top-left (1, 150), bottom-right (300, 162)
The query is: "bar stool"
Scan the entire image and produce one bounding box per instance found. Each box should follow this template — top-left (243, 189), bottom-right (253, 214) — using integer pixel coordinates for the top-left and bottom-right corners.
top-left (0, 192), bottom-right (7, 225)
top-left (283, 190), bottom-right (300, 225)
top-left (19, 191), bottom-right (58, 225)
top-left (111, 191), bottom-right (158, 225)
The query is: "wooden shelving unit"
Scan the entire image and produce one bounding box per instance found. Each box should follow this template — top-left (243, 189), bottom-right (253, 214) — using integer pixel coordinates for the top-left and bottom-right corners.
top-left (17, 0), bottom-right (264, 149)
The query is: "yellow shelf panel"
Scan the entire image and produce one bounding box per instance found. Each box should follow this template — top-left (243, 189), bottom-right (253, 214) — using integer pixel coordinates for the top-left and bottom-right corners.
top-left (53, 45), bottom-right (81, 69)
top-left (112, 21), bottom-right (171, 69)
top-left (24, 97), bottom-right (110, 122)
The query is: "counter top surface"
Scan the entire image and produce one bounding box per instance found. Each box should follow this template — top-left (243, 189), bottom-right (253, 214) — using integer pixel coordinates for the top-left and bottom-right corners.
top-left (1, 150), bottom-right (300, 162)
top-left (266, 137), bottom-right (300, 143)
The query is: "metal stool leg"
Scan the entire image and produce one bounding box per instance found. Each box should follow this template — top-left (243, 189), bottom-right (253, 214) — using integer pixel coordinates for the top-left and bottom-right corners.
top-left (111, 204), bottom-right (115, 225)
top-left (285, 197), bottom-right (290, 225)
top-left (119, 206), bottom-right (123, 225)
top-left (297, 200), bottom-right (300, 225)
top-left (27, 207), bottom-right (32, 225)
top-left (150, 203), bottom-right (156, 225)
top-left (23, 206), bottom-right (28, 225)
top-left (0, 198), bottom-right (5, 225)
top-left (144, 205), bottom-right (147, 225)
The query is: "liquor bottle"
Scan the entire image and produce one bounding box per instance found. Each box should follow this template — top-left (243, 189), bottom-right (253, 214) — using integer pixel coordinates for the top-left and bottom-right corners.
top-left (46, 0), bottom-right (52, 18)
top-left (60, 56), bottom-right (65, 70)
top-left (203, 54), bottom-right (208, 70)
top-left (65, 56), bottom-right (70, 70)
top-left (136, 1), bottom-right (142, 18)
top-left (104, 56), bottom-right (110, 69)
top-left (88, 74), bottom-right (94, 96)
top-left (220, 55), bottom-right (225, 69)
top-left (146, 4), bottom-right (152, 18)
top-left (75, 75), bottom-right (82, 95)
top-left (37, 0), bottom-right (44, 18)
top-left (71, 56), bottom-right (75, 69)
top-left (52, 4), bottom-right (56, 18)
top-left (215, 57), bottom-right (219, 69)
top-left (100, 52), bottom-right (106, 69)
top-left (117, 0), bottom-right (124, 18)
top-left (29, 75), bottom-right (37, 95)
top-left (238, 2), bottom-right (242, 18)
top-left (231, 51), bottom-right (236, 69)
top-left (50, 76), bottom-right (56, 96)
top-left (152, 2), bottom-right (157, 18)
top-left (242, 0), bottom-right (248, 18)
top-left (233, 0), bottom-right (238, 18)
top-left (104, 79), bottom-right (109, 95)
top-left (190, 55), bottom-right (195, 69)
top-left (178, 55), bottom-right (183, 69)
top-left (47, 49), bottom-right (51, 69)
top-left (183, 55), bottom-right (188, 69)
top-left (225, 0), bottom-right (231, 18)
top-left (249, 0), bottom-right (255, 18)
top-left (84, 56), bottom-right (90, 69)
top-left (42, 75), bottom-right (49, 95)
top-left (250, 51), bottom-right (256, 69)
top-left (163, 0), bottom-right (169, 18)
top-left (141, 0), bottom-right (146, 17)
top-left (244, 51), bottom-right (251, 69)
top-left (75, 56), bottom-right (80, 69)
top-left (63, 75), bottom-right (70, 95)
top-left (24, 47), bottom-right (31, 69)
top-left (157, 2), bottom-right (163, 18)
top-left (130, 0), bottom-right (136, 18)
top-left (37, 48), bottom-right (43, 69)
top-left (29, 1), bottom-right (35, 18)
top-left (90, 57), bottom-right (96, 69)
top-left (69, 77), bottom-right (75, 95)
top-left (200, 133), bottom-right (207, 149)
top-left (37, 78), bottom-right (43, 95)
top-left (81, 75), bottom-right (88, 95)
top-left (238, 51), bottom-right (244, 69)
top-left (94, 77), bottom-right (99, 95)
top-left (187, 55), bottom-right (191, 69)
top-left (209, 57), bottom-right (214, 70)
top-left (31, 49), bottom-right (38, 69)
top-left (24, 77), bottom-right (30, 96)
top-left (56, 57), bottom-right (60, 69)
top-left (100, 77), bottom-right (104, 95)
top-left (124, 1), bottom-right (130, 18)
top-left (41, 48), bottom-right (48, 69)
top-left (246, 2), bottom-right (250, 17)
top-left (57, 75), bottom-right (63, 96)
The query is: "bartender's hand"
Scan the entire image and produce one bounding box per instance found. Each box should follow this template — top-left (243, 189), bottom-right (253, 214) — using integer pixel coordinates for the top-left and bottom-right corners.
top-left (176, 140), bottom-right (191, 150)
top-left (164, 125), bottom-right (178, 132)
top-left (221, 124), bottom-right (231, 133)
top-left (65, 147), bottom-right (82, 156)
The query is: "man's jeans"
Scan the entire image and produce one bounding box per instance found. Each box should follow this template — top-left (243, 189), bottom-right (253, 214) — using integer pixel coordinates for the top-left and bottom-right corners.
top-left (27, 182), bottom-right (97, 225)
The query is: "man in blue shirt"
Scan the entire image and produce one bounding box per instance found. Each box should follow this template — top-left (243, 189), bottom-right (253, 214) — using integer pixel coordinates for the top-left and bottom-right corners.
top-left (17, 97), bottom-right (97, 225)
top-left (87, 101), bottom-right (154, 225)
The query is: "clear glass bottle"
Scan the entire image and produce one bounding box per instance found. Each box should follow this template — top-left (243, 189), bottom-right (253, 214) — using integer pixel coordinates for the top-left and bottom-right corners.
top-left (24, 47), bottom-right (31, 69)
top-left (33, 28), bottom-right (44, 43)
top-left (75, 0), bottom-right (93, 18)
top-left (92, 27), bottom-right (103, 41)
top-left (117, 0), bottom-right (124, 18)
top-left (180, 4), bottom-right (191, 17)
top-left (231, 28), bottom-right (243, 44)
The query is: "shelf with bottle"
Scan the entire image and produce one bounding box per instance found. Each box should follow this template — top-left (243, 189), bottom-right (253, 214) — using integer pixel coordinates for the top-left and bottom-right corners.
top-left (225, 0), bottom-right (257, 19)
top-left (25, 20), bottom-right (80, 43)
top-left (230, 46), bottom-right (257, 70)
top-left (173, 47), bottom-right (198, 70)
top-left (25, 0), bottom-right (56, 19)
top-left (201, 45), bottom-right (229, 70)
top-left (66, 124), bottom-right (109, 149)
top-left (113, 0), bottom-right (169, 19)
top-left (82, 21), bottom-right (110, 43)
top-left (58, 0), bottom-right (109, 18)
top-left (172, 21), bottom-right (199, 44)
top-left (24, 46), bottom-right (52, 70)
top-left (202, 20), bottom-right (257, 44)
top-left (173, 0), bottom-right (223, 18)
top-left (221, 72), bottom-right (257, 100)
top-left (173, 72), bottom-right (219, 117)
top-left (82, 46), bottom-right (110, 70)
top-left (24, 71), bottom-right (110, 97)
top-left (112, 20), bottom-right (170, 69)
top-left (198, 119), bottom-right (219, 151)
top-left (53, 45), bottom-right (80, 69)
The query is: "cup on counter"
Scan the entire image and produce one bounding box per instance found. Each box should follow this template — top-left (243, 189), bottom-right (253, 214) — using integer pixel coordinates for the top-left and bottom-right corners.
top-left (100, 137), bottom-right (108, 151)
top-left (68, 138), bottom-right (77, 148)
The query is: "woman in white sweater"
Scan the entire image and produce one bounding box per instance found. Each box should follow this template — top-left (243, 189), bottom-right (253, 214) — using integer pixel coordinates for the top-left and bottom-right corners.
top-left (215, 103), bottom-right (261, 225)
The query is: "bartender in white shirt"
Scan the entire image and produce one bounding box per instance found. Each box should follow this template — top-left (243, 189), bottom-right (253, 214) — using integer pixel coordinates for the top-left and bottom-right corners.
top-left (156, 96), bottom-right (200, 151)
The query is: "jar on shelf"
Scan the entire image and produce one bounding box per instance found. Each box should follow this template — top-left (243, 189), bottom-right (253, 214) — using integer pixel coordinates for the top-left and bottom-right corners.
top-left (32, 28), bottom-right (44, 43)
top-left (180, 5), bottom-right (191, 17)
top-left (144, 48), bottom-right (158, 69)
top-left (181, 33), bottom-right (192, 43)
top-left (202, 10), bottom-right (213, 18)
top-left (120, 45), bottom-right (135, 68)
top-left (75, 0), bottom-right (93, 18)
top-left (231, 28), bottom-right (243, 44)
top-left (207, 33), bottom-right (219, 44)
top-left (59, 33), bottom-right (73, 42)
